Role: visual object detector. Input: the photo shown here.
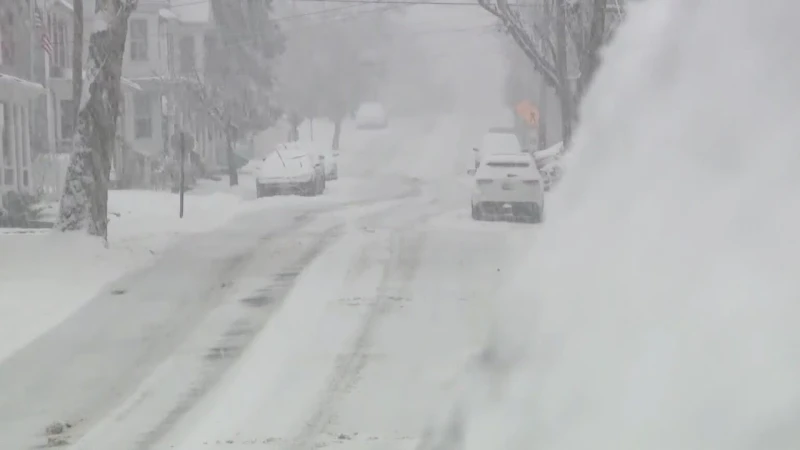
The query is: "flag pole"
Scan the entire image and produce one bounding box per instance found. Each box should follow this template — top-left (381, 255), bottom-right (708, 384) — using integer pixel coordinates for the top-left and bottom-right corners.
top-left (29, 0), bottom-right (36, 81)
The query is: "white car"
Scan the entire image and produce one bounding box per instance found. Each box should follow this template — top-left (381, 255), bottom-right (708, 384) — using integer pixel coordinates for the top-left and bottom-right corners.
top-left (255, 148), bottom-right (325, 197)
top-left (473, 130), bottom-right (524, 169)
top-left (532, 142), bottom-right (565, 191)
top-left (469, 153), bottom-right (544, 223)
top-left (355, 102), bottom-right (388, 129)
top-left (296, 140), bottom-right (339, 180)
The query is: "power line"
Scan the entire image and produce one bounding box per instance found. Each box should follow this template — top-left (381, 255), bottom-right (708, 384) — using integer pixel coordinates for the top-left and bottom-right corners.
top-left (292, 0), bottom-right (534, 7)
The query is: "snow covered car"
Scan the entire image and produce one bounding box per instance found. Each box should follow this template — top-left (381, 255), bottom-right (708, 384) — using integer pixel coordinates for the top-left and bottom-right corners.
top-left (470, 153), bottom-right (544, 223)
top-left (473, 130), bottom-right (524, 170)
top-left (532, 142), bottom-right (565, 191)
top-left (255, 148), bottom-right (326, 197)
top-left (355, 102), bottom-right (388, 129)
top-left (296, 140), bottom-right (339, 180)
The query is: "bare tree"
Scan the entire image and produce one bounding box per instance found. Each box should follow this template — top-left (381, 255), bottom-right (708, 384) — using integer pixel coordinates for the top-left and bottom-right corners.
top-left (275, 8), bottom-right (387, 149)
top-left (71, 0), bottom-right (84, 121)
top-left (56, 0), bottom-right (138, 240)
top-left (182, 69), bottom-right (269, 187)
top-left (186, 0), bottom-right (283, 186)
top-left (478, 0), bottom-right (609, 143)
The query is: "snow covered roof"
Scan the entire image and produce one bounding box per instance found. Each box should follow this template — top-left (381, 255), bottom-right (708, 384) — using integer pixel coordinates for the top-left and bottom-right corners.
top-left (53, 0), bottom-right (74, 12)
top-left (159, 8), bottom-right (179, 21)
top-left (0, 74), bottom-right (46, 102)
top-left (170, 0), bottom-right (212, 24)
top-left (62, 70), bottom-right (142, 91)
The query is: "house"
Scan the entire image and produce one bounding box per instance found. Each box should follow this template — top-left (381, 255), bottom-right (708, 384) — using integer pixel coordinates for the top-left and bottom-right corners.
top-left (117, 0), bottom-right (226, 179)
top-left (0, 2), bottom-right (46, 196)
top-left (35, 0), bottom-right (228, 190)
top-left (168, 0), bottom-right (226, 173)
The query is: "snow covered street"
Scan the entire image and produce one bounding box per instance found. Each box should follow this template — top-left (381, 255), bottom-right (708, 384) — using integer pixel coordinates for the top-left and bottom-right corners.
top-left (0, 114), bottom-right (536, 449)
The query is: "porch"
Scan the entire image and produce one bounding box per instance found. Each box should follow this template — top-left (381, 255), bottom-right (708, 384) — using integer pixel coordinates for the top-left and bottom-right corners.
top-left (48, 72), bottom-right (143, 154)
top-left (0, 74), bottom-right (46, 195)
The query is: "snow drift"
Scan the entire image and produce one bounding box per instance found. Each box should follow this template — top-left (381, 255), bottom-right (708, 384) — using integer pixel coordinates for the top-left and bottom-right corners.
top-left (434, 1), bottom-right (800, 449)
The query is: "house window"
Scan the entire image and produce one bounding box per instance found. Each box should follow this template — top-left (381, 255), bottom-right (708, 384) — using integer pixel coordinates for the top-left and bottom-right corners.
top-left (134, 93), bottom-right (152, 139)
top-left (166, 33), bottom-right (175, 73)
top-left (60, 99), bottom-right (75, 139)
top-left (0, 11), bottom-right (14, 64)
top-left (2, 103), bottom-right (13, 186)
top-left (129, 19), bottom-right (148, 61)
top-left (179, 36), bottom-right (195, 75)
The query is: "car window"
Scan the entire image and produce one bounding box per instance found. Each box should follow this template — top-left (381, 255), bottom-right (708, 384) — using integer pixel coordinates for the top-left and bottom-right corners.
top-left (481, 134), bottom-right (522, 154)
top-left (486, 162), bottom-right (530, 168)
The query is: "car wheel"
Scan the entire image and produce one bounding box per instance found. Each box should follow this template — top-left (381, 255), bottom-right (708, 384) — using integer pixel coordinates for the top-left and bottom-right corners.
top-left (471, 202), bottom-right (482, 221)
top-left (528, 203), bottom-right (543, 224)
top-left (302, 179), bottom-right (316, 196)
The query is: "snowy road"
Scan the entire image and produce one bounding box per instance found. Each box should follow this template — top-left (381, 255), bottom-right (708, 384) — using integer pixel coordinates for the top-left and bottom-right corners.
top-left (0, 115), bottom-right (535, 449)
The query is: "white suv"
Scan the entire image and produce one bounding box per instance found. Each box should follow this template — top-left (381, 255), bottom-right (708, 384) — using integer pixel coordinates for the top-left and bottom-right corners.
top-left (470, 153), bottom-right (544, 223)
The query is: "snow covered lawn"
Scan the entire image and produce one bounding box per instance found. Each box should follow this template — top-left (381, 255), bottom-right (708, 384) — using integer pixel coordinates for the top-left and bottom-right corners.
top-left (0, 189), bottom-right (250, 365)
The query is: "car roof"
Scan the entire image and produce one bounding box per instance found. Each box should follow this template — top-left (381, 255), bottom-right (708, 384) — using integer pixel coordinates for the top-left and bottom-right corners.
top-left (270, 148), bottom-right (310, 159)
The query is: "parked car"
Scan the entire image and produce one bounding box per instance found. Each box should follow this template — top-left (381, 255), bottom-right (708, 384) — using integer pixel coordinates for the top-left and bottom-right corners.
top-left (469, 152), bottom-right (544, 223)
top-left (355, 102), bottom-right (388, 129)
top-left (296, 140), bottom-right (339, 180)
top-left (473, 130), bottom-right (524, 170)
top-left (255, 147), bottom-right (326, 197)
top-left (532, 142), bottom-right (565, 191)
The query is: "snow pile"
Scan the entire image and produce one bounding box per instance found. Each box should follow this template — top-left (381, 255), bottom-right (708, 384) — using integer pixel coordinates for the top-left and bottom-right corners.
top-left (0, 189), bottom-right (248, 364)
top-left (453, 0), bottom-right (800, 449)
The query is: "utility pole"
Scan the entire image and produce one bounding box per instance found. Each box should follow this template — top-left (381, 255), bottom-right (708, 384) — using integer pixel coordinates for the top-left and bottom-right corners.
top-left (179, 131), bottom-right (185, 218)
top-left (171, 129), bottom-right (195, 218)
top-left (538, 75), bottom-right (548, 150)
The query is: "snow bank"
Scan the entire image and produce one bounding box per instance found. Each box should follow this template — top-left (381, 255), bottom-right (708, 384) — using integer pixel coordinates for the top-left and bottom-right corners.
top-left (454, 0), bottom-right (800, 449)
top-left (0, 189), bottom-right (248, 364)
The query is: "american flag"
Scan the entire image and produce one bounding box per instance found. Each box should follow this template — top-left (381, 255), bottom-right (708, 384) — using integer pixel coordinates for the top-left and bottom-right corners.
top-left (33, 1), bottom-right (53, 57)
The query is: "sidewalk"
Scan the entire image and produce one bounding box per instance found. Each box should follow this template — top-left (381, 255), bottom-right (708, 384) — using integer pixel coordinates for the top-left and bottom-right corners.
top-left (0, 188), bottom-right (250, 365)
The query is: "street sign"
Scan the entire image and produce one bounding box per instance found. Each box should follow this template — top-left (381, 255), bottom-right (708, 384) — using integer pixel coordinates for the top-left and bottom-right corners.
top-left (170, 131), bottom-right (195, 153)
top-left (515, 100), bottom-right (540, 127)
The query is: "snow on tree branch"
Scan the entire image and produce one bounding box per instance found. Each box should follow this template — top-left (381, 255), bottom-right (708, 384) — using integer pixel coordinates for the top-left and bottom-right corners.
top-left (478, 0), bottom-right (561, 90)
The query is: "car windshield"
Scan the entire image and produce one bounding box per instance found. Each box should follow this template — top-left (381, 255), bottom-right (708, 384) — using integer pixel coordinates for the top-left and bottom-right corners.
top-left (486, 161), bottom-right (530, 168)
top-left (481, 133), bottom-right (521, 153)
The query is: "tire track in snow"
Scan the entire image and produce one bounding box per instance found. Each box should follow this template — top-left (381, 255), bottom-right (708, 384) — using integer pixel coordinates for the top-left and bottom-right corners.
top-left (288, 229), bottom-right (426, 450)
top-left (68, 183), bottom-right (431, 450)
top-left (129, 224), bottom-right (347, 450)
top-left (0, 211), bottom-right (319, 450)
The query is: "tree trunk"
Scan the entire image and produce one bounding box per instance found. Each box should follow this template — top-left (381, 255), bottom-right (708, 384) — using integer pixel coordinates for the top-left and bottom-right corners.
top-left (538, 74), bottom-right (548, 150)
top-left (577, 0), bottom-right (608, 100)
top-left (56, 0), bottom-right (137, 240)
top-left (71, 0), bottom-right (83, 121)
top-left (225, 122), bottom-right (239, 186)
top-left (332, 117), bottom-right (343, 150)
top-left (554, 0), bottom-right (575, 145)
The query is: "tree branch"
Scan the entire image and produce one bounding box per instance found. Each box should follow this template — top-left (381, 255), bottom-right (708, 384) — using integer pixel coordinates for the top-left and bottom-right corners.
top-left (478, 0), bottom-right (561, 90)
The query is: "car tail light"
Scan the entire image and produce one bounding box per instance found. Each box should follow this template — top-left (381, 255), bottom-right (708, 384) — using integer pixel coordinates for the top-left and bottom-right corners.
top-left (476, 179), bottom-right (493, 185)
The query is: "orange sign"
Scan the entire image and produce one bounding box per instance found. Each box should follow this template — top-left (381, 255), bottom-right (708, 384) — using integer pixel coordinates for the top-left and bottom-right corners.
top-left (515, 100), bottom-right (540, 127)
